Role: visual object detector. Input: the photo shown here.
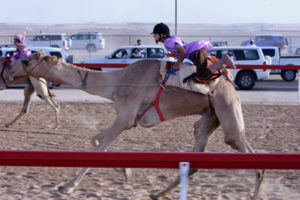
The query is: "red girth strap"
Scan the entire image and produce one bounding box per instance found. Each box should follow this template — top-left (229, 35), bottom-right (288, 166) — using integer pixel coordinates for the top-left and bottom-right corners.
top-left (137, 82), bottom-right (166, 122)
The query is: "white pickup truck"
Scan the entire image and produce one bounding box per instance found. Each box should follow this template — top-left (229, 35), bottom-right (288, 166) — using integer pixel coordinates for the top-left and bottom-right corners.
top-left (261, 46), bottom-right (299, 81)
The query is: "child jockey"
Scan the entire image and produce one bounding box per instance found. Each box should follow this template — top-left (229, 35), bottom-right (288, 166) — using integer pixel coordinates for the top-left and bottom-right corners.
top-left (11, 33), bottom-right (31, 62)
top-left (151, 23), bottom-right (234, 82)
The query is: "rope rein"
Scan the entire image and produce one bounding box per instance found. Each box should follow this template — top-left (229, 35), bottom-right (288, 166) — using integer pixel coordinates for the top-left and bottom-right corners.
top-left (19, 56), bottom-right (165, 89)
top-left (77, 82), bottom-right (162, 89)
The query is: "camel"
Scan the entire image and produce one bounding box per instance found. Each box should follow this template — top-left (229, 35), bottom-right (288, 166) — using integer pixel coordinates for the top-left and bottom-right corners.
top-left (3, 51), bottom-right (265, 199)
top-left (0, 57), bottom-right (60, 129)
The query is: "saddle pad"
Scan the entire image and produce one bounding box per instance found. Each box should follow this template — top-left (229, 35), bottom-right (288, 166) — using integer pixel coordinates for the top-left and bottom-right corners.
top-left (160, 61), bottom-right (219, 95)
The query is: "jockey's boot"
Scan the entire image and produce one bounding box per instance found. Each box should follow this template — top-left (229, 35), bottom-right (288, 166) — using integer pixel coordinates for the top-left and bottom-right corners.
top-left (207, 54), bottom-right (235, 73)
top-left (222, 54), bottom-right (236, 69)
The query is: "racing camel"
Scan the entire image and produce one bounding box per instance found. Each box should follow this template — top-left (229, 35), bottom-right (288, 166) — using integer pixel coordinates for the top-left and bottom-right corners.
top-left (0, 57), bottom-right (60, 129)
top-left (2, 51), bottom-right (264, 200)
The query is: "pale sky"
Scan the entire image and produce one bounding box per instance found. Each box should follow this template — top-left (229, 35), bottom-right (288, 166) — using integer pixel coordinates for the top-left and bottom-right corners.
top-left (1, 0), bottom-right (300, 24)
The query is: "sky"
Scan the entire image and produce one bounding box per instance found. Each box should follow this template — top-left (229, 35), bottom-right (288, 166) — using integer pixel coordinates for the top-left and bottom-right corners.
top-left (1, 0), bottom-right (300, 24)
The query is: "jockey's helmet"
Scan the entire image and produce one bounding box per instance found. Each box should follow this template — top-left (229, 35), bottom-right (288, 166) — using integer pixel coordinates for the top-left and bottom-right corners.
top-left (152, 23), bottom-right (170, 37)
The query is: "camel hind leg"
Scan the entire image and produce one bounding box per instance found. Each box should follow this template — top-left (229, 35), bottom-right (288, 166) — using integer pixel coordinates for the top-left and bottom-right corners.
top-left (5, 83), bottom-right (34, 128)
top-left (30, 77), bottom-right (60, 129)
top-left (214, 94), bottom-right (264, 200)
top-left (150, 109), bottom-right (220, 200)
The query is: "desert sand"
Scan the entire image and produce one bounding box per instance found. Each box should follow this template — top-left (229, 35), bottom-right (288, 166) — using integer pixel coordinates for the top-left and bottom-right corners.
top-left (0, 101), bottom-right (299, 200)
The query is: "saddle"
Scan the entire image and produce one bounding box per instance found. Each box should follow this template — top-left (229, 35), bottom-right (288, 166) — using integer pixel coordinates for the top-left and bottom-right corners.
top-left (159, 61), bottom-right (220, 95)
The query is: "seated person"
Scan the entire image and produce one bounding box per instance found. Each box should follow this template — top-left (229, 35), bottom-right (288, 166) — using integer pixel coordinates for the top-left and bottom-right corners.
top-left (121, 50), bottom-right (128, 59)
top-left (130, 48), bottom-right (142, 58)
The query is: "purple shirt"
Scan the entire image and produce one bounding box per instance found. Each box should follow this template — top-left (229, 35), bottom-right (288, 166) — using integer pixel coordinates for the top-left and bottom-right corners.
top-left (164, 36), bottom-right (213, 61)
top-left (11, 42), bottom-right (31, 61)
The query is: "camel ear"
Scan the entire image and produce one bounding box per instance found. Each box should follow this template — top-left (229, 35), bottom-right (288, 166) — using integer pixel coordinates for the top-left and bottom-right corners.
top-left (22, 60), bottom-right (29, 66)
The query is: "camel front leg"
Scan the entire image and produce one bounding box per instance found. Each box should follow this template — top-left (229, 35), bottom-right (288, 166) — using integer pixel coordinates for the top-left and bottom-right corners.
top-left (30, 77), bottom-right (60, 129)
top-left (150, 110), bottom-right (220, 200)
top-left (5, 83), bottom-right (34, 128)
top-left (214, 94), bottom-right (265, 200)
top-left (58, 112), bottom-right (137, 194)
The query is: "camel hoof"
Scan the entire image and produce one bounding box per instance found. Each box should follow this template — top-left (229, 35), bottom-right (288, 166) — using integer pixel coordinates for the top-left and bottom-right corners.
top-left (149, 194), bottom-right (160, 200)
top-left (91, 138), bottom-right (100, 148)
top-left (123, 168), bottom-right (132, 181)
top-left (5, 123), bottom-right (12, 128)
top-left (114, 168), bottom-right (132, 181)
top-left (58, 185), bottom-right (74, 194)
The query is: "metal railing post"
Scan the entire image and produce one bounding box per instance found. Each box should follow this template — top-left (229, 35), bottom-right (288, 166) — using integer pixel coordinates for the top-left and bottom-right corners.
top-left (179, 162), bottom-right (190, 200)
top-left (298, 70), bottom-right (300, 104)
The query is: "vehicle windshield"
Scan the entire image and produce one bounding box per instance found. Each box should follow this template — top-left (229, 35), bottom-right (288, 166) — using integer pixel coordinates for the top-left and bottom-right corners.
top-left (111, 49), bottom-right (129, 59)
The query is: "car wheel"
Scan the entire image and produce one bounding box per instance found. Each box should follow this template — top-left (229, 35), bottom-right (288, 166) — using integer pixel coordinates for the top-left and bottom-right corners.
top-left (235, 71), bottom-right (256, 90)
top-left (280, 70), bottom-right (296, 81)
top-left (86, 45), bottom-right (96, 53)
top-left (296, 49), bottom-right (300, 55)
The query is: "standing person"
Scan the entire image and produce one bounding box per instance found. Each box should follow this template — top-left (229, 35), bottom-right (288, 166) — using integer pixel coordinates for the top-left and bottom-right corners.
top-left (136, 39), bottom-right (142, 46)
top-left (248, 40), bottom-right (256, 46)
top-left (11, 33), bottom-right (31, 62)
top-left (151, 23), bottom-right (235, 81)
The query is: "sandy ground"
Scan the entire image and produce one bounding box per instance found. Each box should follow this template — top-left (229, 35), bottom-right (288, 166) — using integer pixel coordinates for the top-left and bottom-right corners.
top-left (0, 101), bottom-right (299, 200)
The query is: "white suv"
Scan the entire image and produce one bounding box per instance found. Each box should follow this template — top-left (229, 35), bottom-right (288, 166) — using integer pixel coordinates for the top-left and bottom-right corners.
top-left (208, 46), bottom-right (270, 90)
top-left (26, 33), bottom-right (71, 50)
top-left (69, 32), bottom-right (105, 52)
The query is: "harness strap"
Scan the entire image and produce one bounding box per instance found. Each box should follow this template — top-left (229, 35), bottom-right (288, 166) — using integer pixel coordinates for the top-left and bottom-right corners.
top-left (0, 57), bottom-right (12, 88)
top-left (153, 83), bottom-right (165, 121)
top-left (137, 68), bottom-right (176, 122)
top-left (0, 66), bottom-right (9, 88)
top-left (192, 55), bottom-right (222, 83)
top-left (193, 70), bottom-right (221, 83)
top-left (137, 82), bottom-right (166, 122)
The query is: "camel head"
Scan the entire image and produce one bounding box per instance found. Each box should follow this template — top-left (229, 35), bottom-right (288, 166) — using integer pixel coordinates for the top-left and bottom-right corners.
top-left (0, 56), bottom-right (19, 90)
top-left (3, 50), bottom-right (47, 83)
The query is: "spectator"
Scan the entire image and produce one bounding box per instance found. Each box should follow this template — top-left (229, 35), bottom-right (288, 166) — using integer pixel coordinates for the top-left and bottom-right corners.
top-left (131, 48), bottom-right (142, 58)
top-left (248, 40), bottom-right (256, 46)
top-left (135, 39), bottom-right (142, 46)
top-left (121, 50), bottom-right (128, 59)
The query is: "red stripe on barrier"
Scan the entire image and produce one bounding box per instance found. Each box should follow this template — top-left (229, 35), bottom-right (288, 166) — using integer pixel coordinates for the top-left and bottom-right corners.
top-left (74, 63), bottom-right (300, 70)
top-left (235, 64), bottom-right (300, 70)
top-left (0, 151), bottom-right (299, 169)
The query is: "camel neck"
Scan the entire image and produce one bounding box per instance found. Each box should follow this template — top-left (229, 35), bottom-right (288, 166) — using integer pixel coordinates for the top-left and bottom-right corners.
top-left (39, 63), bottom-right (119, 100)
